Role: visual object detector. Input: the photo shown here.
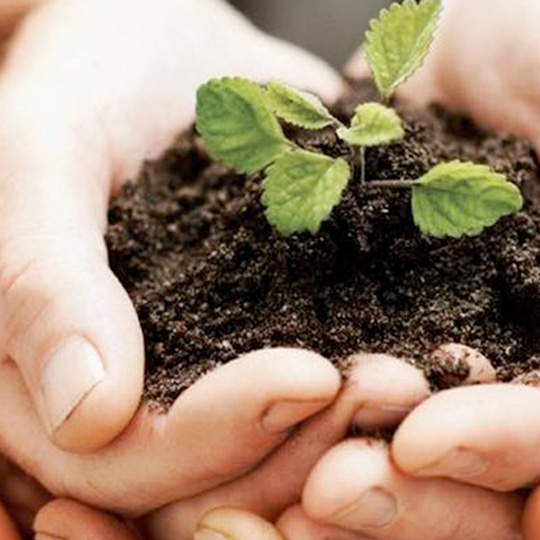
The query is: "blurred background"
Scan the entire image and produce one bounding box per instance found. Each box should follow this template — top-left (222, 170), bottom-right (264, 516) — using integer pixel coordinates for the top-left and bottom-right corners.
top-left (231, 0), bottom-right (389, 68)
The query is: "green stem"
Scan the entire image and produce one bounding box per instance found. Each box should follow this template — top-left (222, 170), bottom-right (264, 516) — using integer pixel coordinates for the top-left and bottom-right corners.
top-left (360, 147), bottom-right (366, 184)
top-left (366, 179), bottom-right (417, 189)
top-left (333, 118), bottom-right (347, 130)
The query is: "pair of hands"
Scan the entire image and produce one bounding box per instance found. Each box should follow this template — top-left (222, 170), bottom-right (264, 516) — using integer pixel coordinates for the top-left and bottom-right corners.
top-left (2, 0), bottom-right (540, 538)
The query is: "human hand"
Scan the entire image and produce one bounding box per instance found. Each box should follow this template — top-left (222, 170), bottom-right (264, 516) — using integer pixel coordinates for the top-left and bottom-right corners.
top-left (143, 352), bottom-right (523, 540)
top-left (0, 0), bottom-right (349, 518)
top-left (1, 352), bottom-right (431, 540)
top-left (253, 349), bottom-right (516, 540)
top-left (338, 1), bottom-right (540, 537)
top-left (142, 354), bottom-right (430, 540)
top-left (33, 504), bottom-right (286, 540)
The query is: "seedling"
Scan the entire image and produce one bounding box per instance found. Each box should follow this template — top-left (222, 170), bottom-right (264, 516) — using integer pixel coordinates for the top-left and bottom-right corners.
top-left (196, 0), bottom-right (523, 238)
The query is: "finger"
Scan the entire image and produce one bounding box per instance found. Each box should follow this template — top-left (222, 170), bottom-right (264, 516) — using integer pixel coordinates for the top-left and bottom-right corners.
top-left (159, 349), bottom-right (341, 485)
top-left (34, 499), bottom-right (138, 540)
top-left (349, 354), bottom-right (430, 430)
top-left (0, 92), bottom-right (144, 452)
top-left (195, 508), bottom-right (283, 540)
top-left (0, 349), bottom-right (339, 515)
top-left (303, 439), bottom-right (523, 540)
top-left (278, 505), bottom-right (374, 540)
top-left (524, 487), bottom-right (540, 540)
top-left (144, 355), bottom-right (422, 539)
top-left (0, 501), bottom-right (21, 540)
top-left (393, 384), bottom-right (540, 491)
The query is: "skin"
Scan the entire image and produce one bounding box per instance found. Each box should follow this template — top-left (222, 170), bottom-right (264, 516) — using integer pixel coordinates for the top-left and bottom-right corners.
top-left (0, 0), bottom-right (347, 523)
top-left (0, 354), bottom-right (429, 538)
top-left (2, 0), bottom-right (540, 538)
top-left (308, 1), bottom-right (540, 539)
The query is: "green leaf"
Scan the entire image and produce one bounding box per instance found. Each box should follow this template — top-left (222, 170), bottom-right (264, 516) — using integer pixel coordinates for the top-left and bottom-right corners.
top-left (365, 0), bottom-right (443, 98)
top-left (196, 77), bottom-right (289, 174)
top-left (266, 81), bottom-right (336, 130)
top-left (262, 150), bottom-right (351, 236)
top-left (412, 161), bottom-right (524, 238)
top-left (337, 102), bottom-right (405, 146)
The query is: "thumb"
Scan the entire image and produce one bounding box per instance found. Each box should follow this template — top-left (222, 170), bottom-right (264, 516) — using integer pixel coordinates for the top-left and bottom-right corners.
top-left (0, 89), bottom-right (144, 452)
top-left (244, 32), bottom-right (343, 104)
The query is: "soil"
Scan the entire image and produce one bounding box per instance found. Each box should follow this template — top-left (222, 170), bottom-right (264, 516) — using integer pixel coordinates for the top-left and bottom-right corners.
top-left (106, 80), bottom-right (540, 408)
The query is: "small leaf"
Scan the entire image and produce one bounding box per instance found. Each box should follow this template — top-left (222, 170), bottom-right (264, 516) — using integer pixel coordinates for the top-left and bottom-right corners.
top-left (412, 161), bottom-right (523, 238)
top-left (337, 102), bottom-right (405, 146)
top-left (266, 81), bottom-right (336, 130)
top-left (262, 150), bottom-right (351, 236)
top-left (196, 77), bottom-right (289, 174)
top-left (365, 0), bottom-right (443, 98)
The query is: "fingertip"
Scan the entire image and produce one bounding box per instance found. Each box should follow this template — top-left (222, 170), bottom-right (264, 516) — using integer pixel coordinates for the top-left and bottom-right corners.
top-left (14, 263), bottom-right (145, 453)
top-left (343, 48), bottom-right (370, 80)
top-left (348, 354), bottom-right (430, 430)
top-left (277, 505), bottom-right (374, 540)
top-left (393, 385), bottom-right (540, 491)
top-left (197, 508), bottom-right (283, 540)
top-left (302, 439), bottom-right (387, 522)
top-left (49, 277), bottom-right (144, 452)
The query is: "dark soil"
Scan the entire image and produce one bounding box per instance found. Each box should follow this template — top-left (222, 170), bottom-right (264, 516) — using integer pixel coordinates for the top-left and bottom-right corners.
top-left (106, 80), bottom-right (540, 407)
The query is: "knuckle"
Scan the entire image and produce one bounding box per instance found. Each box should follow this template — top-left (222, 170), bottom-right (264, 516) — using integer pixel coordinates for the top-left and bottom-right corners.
top-left (0, 247), bottom-right (58, 356)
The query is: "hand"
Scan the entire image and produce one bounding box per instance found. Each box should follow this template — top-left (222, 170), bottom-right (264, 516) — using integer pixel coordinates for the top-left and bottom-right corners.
top-left (142, 354), bottom-right (429, 540)
top-left (145, 352), bottom-right (520, 540)
top-left (33, 504), bottom-right (285, 540)
top-left (3, 353), bottom-right (431, 540)
top-left (0, 0), bottom-right (347, 518)
top-left (340, 0), bottom-right (540, 538)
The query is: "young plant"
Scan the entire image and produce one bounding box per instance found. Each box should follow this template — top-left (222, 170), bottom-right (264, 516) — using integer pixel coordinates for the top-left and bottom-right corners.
top-left (196, 0), bottom-right (523, 238)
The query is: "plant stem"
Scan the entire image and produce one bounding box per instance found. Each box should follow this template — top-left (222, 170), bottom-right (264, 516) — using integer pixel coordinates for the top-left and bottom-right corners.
top-left (366, 179), bottom-right (417, 189)
top-left (360, 147), bottom-right (366, 184)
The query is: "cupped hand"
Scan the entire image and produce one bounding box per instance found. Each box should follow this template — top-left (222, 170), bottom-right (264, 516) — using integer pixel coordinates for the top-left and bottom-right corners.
top-left (143, 352), bottom-right (525, 540)
top-left (342, 0), bottom-right (540, 537)
top-left (33, 503), bottom-right (285, 540)
top-left (142, 353), bottom-right (429, 540)
top-left (0, 0), bottom-right (349, 518)
top-left (0, 353), bottom-right (428, 540)
top-left (282, 351), bottom-right (521, 540)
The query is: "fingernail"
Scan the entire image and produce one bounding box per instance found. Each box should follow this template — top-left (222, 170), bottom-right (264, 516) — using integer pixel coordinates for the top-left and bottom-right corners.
top-left (194, 527), bottom-right (230, 540)
top-left (35, 535), bottom-right (63, 540)
top-left (41, 336), bottom-right (105, 431)
top-left (335, 488), bottom-right (397, 528)
top-left (261, 399), bottom-right (327, 434)
top-left (417, 448), bottom-right (487, 478)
